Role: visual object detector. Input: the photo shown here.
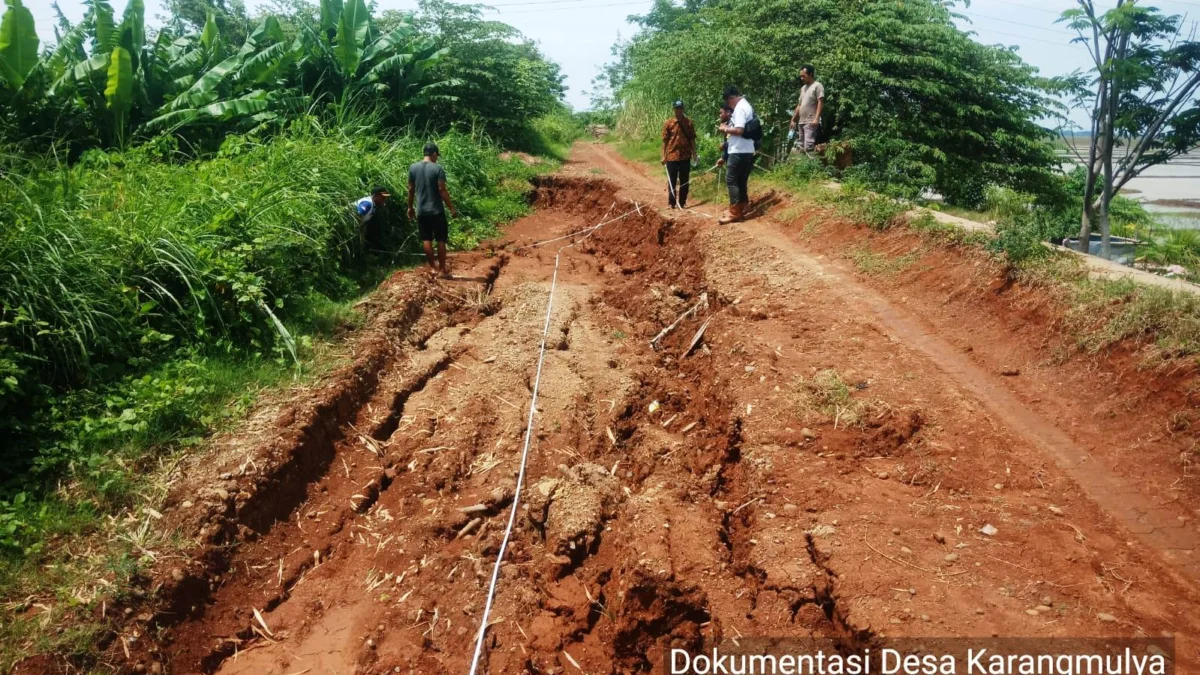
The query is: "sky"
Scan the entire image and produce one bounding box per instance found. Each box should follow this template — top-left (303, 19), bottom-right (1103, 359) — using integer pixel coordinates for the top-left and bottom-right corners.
top-left (25, 0), bottom-right (1200, 119)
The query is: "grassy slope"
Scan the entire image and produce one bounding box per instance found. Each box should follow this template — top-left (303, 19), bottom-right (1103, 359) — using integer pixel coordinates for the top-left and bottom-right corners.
top-left (0, 121), bottom-right (569, 669)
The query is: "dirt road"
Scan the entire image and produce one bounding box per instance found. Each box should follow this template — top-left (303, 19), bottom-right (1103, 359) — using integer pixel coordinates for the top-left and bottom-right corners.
top-left (116, 142), bottom-right (1200, 674)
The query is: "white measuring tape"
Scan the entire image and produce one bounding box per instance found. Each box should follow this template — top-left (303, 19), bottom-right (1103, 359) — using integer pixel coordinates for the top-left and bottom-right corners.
top-left (465, 202), bottom-right (641, 675)
top-left (466, 163), bottom-right (722, 674)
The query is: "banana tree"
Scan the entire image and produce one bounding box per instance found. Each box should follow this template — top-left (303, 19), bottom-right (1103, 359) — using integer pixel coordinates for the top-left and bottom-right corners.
top-left (144, 15), bottom-right (308, 134)
top-left (22, 0), bottom-right (149, 146)
top-left (297, 0), bottom-right (456, 109)
top-left (0, 0), bottom-right (38, 90)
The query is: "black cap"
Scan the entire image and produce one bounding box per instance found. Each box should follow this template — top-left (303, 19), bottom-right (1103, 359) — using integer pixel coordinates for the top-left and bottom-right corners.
top-left (424, 142), bottom-right (439, 156)
top-left (673, 99), bottom-right (684, 108)
top-left (371, 185), bottom-right (390, 197)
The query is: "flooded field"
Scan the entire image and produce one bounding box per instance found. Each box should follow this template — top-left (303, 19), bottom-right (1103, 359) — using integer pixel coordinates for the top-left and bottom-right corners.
top-left (1057, 144), bottom-right (1200, 228)
top-left (1057, 143), bottom-right (1200, 204)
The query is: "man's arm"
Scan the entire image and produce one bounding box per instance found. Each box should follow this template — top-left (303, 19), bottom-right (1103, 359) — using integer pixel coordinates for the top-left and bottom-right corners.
top-left (721, 105), bottom-right (746, 136)
top-left (407, 179), bottom-right (416, 219)
top-left (814, 97), bottom-right (824, 124)
top-left (438, 179), bottom-right (459, 218)
top-left (661, 121), bottom-right (670, 164)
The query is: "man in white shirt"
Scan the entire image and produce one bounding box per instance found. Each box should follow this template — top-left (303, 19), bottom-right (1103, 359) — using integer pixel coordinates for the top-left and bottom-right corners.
top-left (718, 86), bottom-right (755, 224)
top-left (789, 65), bottom-right (825, 153)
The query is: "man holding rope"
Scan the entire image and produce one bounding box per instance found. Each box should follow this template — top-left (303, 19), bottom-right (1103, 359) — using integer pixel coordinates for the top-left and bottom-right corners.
top-left (661, 99), bottom-right (697, 209)
top-left (716, 104), bottom-right (733, 168)
top-left (408, 142), bottom-right (460, 278)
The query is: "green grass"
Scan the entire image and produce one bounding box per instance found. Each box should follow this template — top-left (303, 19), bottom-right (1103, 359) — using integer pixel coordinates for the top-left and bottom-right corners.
top-left (906, 212), bottom-right (993, 247)
top-left (516, 110), bottom-right (587, 161)
top-left (931, 203), bottom-right (991, 224)
top-left (792, 369), bottom-right (877, 428)
top-left (848, 246), bottom-right (922, 276)
top-left (1058, 275), bottom-right (1200, 359)
top-left (610, 136), bottom-right (662, 166)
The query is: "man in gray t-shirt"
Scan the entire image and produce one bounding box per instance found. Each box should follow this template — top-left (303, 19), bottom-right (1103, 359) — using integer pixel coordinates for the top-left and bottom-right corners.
top-left (408, 142), bottom-right (459, 277)
top-left (790, 64), bottom-right (825, 152)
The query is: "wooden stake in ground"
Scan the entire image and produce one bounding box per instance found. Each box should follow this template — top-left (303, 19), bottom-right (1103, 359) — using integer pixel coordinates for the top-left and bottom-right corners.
top-left (649, 293), bottom-right (708, 350)
top-left (683, 317), bottom-right (711, 357)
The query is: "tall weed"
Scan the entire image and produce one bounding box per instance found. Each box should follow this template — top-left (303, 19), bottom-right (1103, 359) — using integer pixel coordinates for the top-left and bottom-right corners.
top-left (0, 119), bottom-right (541, 527)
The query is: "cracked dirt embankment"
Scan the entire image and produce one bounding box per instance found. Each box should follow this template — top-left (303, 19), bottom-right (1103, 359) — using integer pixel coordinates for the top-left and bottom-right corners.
top-left (22, 146), bottom-right (1200, 675)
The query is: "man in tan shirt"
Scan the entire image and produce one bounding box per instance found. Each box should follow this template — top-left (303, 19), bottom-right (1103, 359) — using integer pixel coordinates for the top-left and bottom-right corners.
top-left (661, 100), bottom-right (698, 209)
top-left (790, 65), bottom-right (825, 153)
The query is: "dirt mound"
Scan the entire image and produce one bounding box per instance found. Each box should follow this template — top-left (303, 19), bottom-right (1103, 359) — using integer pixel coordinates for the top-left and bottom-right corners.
top-left (527, 463), bottom-right (622, 562)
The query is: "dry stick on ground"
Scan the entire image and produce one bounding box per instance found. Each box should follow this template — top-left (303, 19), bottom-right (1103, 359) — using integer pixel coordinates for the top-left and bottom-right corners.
top-left (731, 496), bottom-right (762, 515)
top-left (252, 607), bottom-right (275, 637)
top-left (649, 292), bottom-right (709, 349)
top-left (984, 553), bottom-right (1035, 573)
top-left (864, 540), bottom-right (969, 577)
top-left (457, 518), bottom-right (483, 540)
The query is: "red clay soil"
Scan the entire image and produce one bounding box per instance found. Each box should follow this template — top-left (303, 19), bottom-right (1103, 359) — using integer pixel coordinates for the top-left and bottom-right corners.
top-left (17, 143), bottom-right (1200, 674)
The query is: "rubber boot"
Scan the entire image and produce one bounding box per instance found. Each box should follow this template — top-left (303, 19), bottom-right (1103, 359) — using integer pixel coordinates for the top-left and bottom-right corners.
top-left (718, 202), bottom-right (744, 225)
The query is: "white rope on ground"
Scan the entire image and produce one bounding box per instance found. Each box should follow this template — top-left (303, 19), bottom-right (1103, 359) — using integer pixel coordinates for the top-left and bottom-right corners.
top-left (468, 162), bottom-right (724, 673)
top-left (512, 202), bottom-right (618, 252)
top-left (465, 203), bottom-right (640, 675)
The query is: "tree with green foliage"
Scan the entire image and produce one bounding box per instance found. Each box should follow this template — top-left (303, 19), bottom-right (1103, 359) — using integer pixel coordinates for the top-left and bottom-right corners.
top-left (1055, 0), bottom-right (1200, 259)
top-left (0, 0), bottom-right (37, 90)
top-left (0, 0), bottom-right (298, 148)
top-left (407, 0), bottom-right (566, 146)
top-left (605, 0), bottom-right (1061, 206)
top-left (162, 0), bottom-right (252, 47)
top-left (0, 0), bottom-right (570, 153)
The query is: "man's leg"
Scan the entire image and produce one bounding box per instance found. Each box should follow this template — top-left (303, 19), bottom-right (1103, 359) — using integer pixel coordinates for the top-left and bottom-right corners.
top-left (720, 155), bottom-right (746, 223)
top-left (419, 215), bottom-right (438, 271)
top-left (726, 159), bottom-right (740, 206)
top-left (721, 153), bottom-right (753, 224)
top-left (666, 161), bottom-right (680, 207)
top-left (740, 166), bottom-right (751, 206)
top-left (436, 214), bottom-right (450, 277)
top-left (724, 153), bottom-right (744, 204)
top-left (678, 162), bottom-right (691, 208)
top-left (802, 123), bottom-right (818, 152)
top-left (423, 240), bottom-right (437, 270)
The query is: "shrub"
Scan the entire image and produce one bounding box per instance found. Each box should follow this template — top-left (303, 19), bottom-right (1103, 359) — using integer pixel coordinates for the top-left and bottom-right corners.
top-left (835, 192), bottom-right (910, 231)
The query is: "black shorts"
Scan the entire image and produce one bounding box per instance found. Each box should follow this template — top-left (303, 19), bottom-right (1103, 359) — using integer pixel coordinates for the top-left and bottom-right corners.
top-left (417, 212), bottom-right (448, 243)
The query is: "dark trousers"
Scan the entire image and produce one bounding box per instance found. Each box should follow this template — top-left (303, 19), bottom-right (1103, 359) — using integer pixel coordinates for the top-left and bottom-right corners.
top-left (726, 152), bottom-right (754, 205)
top-left (666, 160), bottom-right (691, 207)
